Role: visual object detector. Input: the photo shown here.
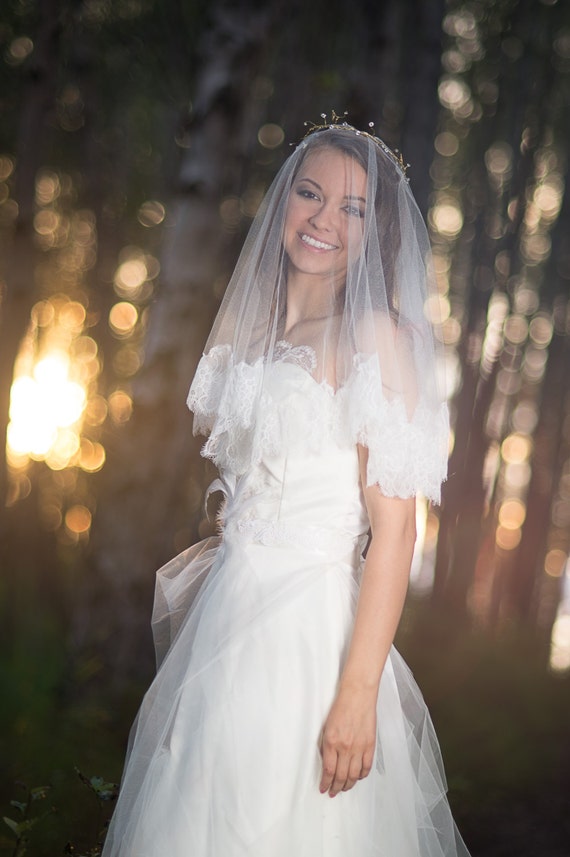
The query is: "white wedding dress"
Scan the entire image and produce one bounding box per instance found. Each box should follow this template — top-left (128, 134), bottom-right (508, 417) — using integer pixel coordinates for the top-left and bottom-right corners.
top-left (102, 357), bottom-right (469, 857)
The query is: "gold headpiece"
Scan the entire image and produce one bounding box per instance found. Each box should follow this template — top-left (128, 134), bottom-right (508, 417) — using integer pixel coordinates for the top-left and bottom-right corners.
top-left (302, 110), bottom-right (410, 179)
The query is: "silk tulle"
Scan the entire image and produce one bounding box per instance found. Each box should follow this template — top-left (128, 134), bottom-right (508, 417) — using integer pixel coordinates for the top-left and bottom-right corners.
top-left (102, 364), bottom-right (469, 857)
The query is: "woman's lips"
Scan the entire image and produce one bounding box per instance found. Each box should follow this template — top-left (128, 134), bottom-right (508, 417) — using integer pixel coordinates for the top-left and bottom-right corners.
top-left (299, 232), bottom-right (338, 251)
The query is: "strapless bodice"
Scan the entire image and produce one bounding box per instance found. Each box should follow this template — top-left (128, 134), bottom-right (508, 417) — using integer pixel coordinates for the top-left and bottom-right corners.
top-left (219, 362), bottom-right (369, 552)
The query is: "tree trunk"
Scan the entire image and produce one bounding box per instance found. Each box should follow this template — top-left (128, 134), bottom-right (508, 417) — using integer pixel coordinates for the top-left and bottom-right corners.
top-left (79, 2), bottom-right (281, 681)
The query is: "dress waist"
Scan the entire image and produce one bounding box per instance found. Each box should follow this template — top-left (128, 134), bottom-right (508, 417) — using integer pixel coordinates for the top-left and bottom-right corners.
top-left (207, 473), bottom-right (368, 558)
top-left (224, 515), bottom-right (367, 556)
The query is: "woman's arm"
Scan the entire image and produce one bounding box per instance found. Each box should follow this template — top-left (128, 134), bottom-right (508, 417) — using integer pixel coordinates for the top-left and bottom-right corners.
top-left (319, 443), bottom-right (417, 797)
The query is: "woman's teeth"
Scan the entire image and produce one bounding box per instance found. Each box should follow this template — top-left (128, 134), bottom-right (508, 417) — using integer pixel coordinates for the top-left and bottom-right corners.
top-left (300, 233), bottom-right (337, 251)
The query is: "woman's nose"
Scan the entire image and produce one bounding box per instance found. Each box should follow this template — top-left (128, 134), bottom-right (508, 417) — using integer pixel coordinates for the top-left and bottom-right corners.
top-left (308, 202), bottom-right (335, 231)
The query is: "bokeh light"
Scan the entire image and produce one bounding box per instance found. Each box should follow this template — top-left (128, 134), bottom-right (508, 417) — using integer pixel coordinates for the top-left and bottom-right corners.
top-left (258, 123), bottom-right (285, 149)
top-left (8, 353), bottom-right (86, 467)
top-left (430, 202), bottom-right (463, 237)
top-left (114, 258), bottom-right (147, 297)
top-left (501, 433), bottom-right (532, 464)
top-left (108, 390), bottom-right (133, 424)
top-left (550, 611), bottom-right (570, 672)
top-left (495, 524), bottom-right (522, 551)
top-left (109, 302), bottom-right (138, 337)
top-left (65, 504), bottom-right (92, 537)
top-left (137, 199), bottom-right (166, 227)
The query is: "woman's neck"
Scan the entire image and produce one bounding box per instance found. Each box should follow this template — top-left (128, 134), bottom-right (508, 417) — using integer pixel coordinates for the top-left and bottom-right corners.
top-left (284, 269), bottom-right (345, 334)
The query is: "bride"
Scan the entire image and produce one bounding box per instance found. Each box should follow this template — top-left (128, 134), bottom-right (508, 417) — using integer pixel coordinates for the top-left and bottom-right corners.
top-left (102, 115), bottom-right (470, 856)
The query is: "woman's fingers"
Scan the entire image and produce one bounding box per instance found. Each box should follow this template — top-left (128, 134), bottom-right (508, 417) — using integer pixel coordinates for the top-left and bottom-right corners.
top-left (342, 755), bottom-right (365, 792)
top-left (319, 743), bottom-right (338, 794)
top-left (328, 754), bottom-right (350, 797)
top-left (319, 689), bottom-right (377, 796)
top-left (319, 740), bottom-right (372, 796)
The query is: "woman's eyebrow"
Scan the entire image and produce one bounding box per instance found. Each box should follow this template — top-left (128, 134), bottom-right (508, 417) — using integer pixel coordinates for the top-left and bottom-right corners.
top-left (297, 178), bottom-right (366, 204)
top-left (296, 177), bottom-right (322, 190)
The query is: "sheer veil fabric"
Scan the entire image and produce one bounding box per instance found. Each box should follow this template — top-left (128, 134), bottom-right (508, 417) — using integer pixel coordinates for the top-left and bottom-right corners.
top-left (101, 125), bottom-right (471, 857)
top-left (188, 126), bottom-right (449, 503)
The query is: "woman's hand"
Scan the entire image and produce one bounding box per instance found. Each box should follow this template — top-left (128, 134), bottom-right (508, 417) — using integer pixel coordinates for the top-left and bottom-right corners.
top-left (319, 684), bottom-right (377, 797)
top-left (318, 449), bottom-right (416, 799)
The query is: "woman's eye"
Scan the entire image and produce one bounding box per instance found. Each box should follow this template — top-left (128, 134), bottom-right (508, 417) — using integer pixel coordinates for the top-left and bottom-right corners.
top-left (345, 205), bottom-right (365, 218)
top-left (297, 188), bottom-right (319, 200)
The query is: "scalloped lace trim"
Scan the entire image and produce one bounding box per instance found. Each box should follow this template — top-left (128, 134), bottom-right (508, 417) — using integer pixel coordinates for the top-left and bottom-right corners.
top-left (187, 346), bottom-right (448, 503)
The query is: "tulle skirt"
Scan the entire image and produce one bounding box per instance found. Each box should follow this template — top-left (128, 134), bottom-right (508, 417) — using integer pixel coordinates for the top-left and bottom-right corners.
top-left (102, 531), bottom-right (470, 857)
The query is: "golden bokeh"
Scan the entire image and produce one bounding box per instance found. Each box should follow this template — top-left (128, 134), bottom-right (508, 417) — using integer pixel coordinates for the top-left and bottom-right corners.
top-left (84, 395), bottom-right (108, 426)
top-left (40, 503), bottom-right (63, 532)
top-left (528, 314), bottom-right (553, 348)
top-left (434, 132), bottom-right (459, 157)
top-left (503, 461), bottom-right (531, 491)
top-left (113, 346), bottom-right (142, 377)
top-left (0, 155), bottom-right (14, 181)
top-left (8, 353), bottom-right (86, 461)
top-left (65, 504), bottom-right (92, 535)
top-left (36, 171), bottom-right (61, 205)
top-left (544, 549), bottom-right (568, 578)
top-left (550, 615), bottom-right (570, 672)
top-left (79, 439), bottom-right (106, 473)
top-left (498, 498), bottom-right (527, 530)
top-left (484, 142), bottom-right (513, 179)
top-left (114, 255), bottom-right (148, 298)
top-left (534, 181), bottom-right (563, 220)
top-left (108, 390), bottom-right (133, 424)
top-left (46, 428), bottom-right (81, 471)
top-left (495, 524), bottom-right (522, 551)
top-left (59, 301), bottom-right (87, 332)
top-left (31, 299), bottom-right (56, 328)
top-left (430, 202), bottom-right (463, 237)
top-left (511, 401), bottom-right (539, 434)
top-left (501, 433), bottom-right (532, 465)
top-left (424, 294), bottom-right (451, 325)
top-left (438, 76), bottom-right (472, 113)
top-left (109, 301), bottom-right (138, 337)
top-left (503, 314), bottom-right (528, 345)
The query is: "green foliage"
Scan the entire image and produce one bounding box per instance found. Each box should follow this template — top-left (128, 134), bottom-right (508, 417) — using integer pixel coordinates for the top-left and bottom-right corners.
top-left (0, 613), bottom-right (140, 857)
top-left (75, 771), bottom-right (118, 805)
top-left (62, 770), bottom-right (118, 857)
top-left (0, 772), bottom-right (119, 857)
top-left (2, 783), bottom-right (53, 857)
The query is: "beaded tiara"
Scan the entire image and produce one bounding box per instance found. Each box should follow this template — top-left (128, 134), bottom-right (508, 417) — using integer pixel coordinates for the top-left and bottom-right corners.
top-left (302, 110), bottom-right (410, 179)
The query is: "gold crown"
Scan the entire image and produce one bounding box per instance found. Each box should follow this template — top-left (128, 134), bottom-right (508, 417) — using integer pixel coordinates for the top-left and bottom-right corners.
top-left (302, 110), bottom-right (410, 178)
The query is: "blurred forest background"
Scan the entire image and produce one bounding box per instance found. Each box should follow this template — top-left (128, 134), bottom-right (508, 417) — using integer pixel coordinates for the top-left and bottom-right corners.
top-left (1, 0), bottom-right (570, 854)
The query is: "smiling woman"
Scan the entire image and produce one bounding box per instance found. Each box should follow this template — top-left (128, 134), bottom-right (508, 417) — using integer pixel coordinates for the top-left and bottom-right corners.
top-left (102, 121), bottom-right (468, 857)
top-left (284, 147), bottom-right (367, 280)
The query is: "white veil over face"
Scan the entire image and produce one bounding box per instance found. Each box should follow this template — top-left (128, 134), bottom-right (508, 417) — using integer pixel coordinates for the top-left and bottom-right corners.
top-left (188, 124), bottom-right (449, 503)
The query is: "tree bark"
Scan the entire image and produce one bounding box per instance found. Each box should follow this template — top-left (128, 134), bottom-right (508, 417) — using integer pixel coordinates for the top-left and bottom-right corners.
top-left (80, 1), bottom-right (281, 681)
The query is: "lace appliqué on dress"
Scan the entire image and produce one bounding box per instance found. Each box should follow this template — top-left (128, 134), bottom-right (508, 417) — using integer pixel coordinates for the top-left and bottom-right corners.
top-left (234, 518), bottom-right (348, 553)
top-left (273, 340), bottom-right (317, 373)
top-left (187, 346), bottom-right (449, 504)
top-left (344, 354), bottom-right (449, 504)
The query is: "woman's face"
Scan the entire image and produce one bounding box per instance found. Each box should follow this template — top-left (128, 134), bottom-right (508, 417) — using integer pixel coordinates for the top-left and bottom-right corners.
top-left (284, 146), bottom-right (368, 282)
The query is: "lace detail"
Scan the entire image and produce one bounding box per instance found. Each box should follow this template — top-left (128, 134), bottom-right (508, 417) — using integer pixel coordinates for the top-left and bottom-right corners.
top-left (273, 340), bottom-right (317, 373)
top-left (187, 345), bottom-right (232, 435)
top-left (230, 517), bottom-right (358, 554)
top-left (344, 353), bottom-right (449, 504)
top-left (187, 347), bottom-right (448, 504)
